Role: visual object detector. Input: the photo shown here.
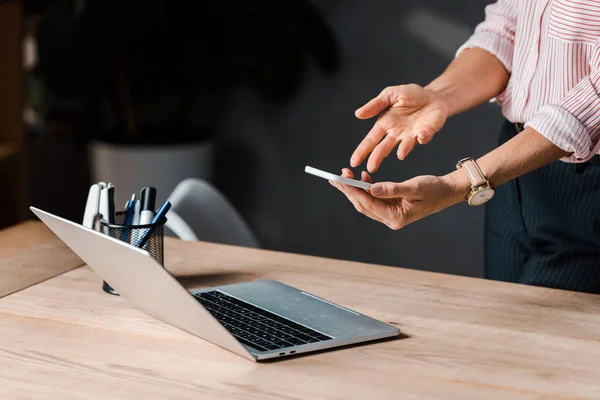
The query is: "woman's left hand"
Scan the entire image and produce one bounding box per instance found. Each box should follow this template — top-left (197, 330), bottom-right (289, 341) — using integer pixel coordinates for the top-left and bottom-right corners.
top-left (330, 168), bottom-right (470, 230)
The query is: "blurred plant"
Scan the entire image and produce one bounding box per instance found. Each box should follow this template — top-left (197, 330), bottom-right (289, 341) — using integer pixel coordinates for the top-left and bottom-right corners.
top-left (26, 0), bottom-right (340, 144)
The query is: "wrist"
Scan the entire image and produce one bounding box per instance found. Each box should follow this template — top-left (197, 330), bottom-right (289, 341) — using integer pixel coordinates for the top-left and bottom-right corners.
top-left (424, 83), bottom-right (453, 118)
top-left (440, 169), bottom-right (472, 205)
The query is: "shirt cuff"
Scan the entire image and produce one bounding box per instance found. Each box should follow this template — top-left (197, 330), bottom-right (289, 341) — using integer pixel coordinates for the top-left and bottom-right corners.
top-left (525, 104), bottom-right (593, 162)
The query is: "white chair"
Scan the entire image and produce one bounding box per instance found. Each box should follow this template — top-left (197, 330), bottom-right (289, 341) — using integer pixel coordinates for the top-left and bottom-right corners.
top-left (164, 178), bottom-right (260, 248)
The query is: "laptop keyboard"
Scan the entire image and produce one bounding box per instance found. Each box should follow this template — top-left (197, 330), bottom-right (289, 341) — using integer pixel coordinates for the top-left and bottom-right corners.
top-left (194, 291), bottom-right (333, 352)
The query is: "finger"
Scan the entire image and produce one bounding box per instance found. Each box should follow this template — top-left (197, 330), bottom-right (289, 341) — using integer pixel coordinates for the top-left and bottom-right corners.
top-left (331, 180), bottom-right (379, 220)
top-left (355, 87), bottom-right (393, 119)
top-left (356, 84), bottom-right (427, 118)
top-left (343, 189), bottom-right (384, 222)
top-left (341, 168), bottom-right (355, 179)
top-left (344, 168), bottom-right (372, 192)
top-left (335, 174), bottom-right (379, 212)
top-left (350, 124), bottom-right (386, 167)
top-left (393, 84), bottom-right (428, 108)
top-left (361, 171), bottom-right (372, 183)
top-left (335, 179), bottom-right (402, 228)
top-left (367, 135), bottom-right (397, 173)
top-left (339, 179), bottom-right (411, 230)
top-left (346, 192), bottom-right (378, 220)
top-left (396, 137), bottom-right (416, 160)
top-left (341, 183), bottom-right (382, 214)
top-left (416, 126), bottom-right (436, 144)
top-left (370, 181), bottom-right (413, 199)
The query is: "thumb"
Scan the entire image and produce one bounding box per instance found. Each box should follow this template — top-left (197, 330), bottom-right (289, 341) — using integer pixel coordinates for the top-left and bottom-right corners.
top-left (370, 182), bottom-right (412, 198)
top-left (355, 88), bottom-right (392, 119)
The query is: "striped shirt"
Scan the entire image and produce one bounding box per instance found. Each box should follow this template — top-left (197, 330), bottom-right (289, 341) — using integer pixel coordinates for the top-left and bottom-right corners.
top-left (458, 0), bottom-right (600, 162)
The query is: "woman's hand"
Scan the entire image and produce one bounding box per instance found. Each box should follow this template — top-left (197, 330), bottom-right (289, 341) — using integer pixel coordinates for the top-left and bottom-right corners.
top-left (351, 84), bottom-right (449, 173)
top-left (330, 169), bottom-right (470, 230)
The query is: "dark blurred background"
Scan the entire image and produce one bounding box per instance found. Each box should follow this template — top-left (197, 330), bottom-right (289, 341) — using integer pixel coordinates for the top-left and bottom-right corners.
top-left (0, 0), bottom-right (502, 277)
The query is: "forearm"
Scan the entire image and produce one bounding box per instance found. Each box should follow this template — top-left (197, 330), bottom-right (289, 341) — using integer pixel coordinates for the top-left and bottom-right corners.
top-left (425, 48), bottom-right (510, 117)
top-left (442, 127), bottom-right (570, 203)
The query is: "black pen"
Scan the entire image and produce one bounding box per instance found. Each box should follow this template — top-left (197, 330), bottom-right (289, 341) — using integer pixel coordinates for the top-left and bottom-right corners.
top-left (140, 187), bottom-right (156, 225)
top-left (106, 186), bottom-right (115, 224)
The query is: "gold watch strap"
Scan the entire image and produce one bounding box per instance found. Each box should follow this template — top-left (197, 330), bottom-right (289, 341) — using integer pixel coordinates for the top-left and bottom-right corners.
top-left (457, 158), bottom-right (487, 188)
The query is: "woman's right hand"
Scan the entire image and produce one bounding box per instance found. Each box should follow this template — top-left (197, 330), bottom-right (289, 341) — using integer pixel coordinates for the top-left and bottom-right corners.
top-left (350, 84), bottom-right (449, 173)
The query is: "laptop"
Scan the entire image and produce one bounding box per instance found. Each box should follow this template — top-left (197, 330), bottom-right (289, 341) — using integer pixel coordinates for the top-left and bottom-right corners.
top-left (31, 207), bottom-right (400, 361)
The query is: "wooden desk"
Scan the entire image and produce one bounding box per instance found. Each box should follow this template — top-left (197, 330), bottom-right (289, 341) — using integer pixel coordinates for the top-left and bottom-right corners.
top-left (0, 221), bottom-right (84, 298)
top-left (1, 237), bottom-right (600, 399)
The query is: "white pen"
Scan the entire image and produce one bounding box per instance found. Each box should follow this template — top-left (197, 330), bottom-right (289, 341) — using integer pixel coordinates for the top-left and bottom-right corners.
top-left (99, 188), bottom-right (109, 224)
top-left (82, 184), bottom-right (102, 228)
top-left (99, 186), bottom-right (115, 224)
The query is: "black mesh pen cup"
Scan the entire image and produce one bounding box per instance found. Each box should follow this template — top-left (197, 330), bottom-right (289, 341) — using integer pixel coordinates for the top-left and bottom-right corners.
top-left (99, 211), bottom-right (166, 295)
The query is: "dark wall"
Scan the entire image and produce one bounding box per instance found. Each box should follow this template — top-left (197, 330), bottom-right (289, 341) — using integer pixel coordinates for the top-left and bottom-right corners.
top-left (216, 0), bottom-right (503, 277)
top-left (26, 0), bottom-right (504, 278)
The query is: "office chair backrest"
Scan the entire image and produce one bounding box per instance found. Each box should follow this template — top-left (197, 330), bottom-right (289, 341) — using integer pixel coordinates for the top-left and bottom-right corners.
top-left (164, 178), bottom-right (260, 248)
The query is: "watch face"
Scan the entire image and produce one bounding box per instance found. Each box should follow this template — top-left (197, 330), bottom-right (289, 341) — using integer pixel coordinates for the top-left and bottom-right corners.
top-left (469, 188), bottom-right (495, 206)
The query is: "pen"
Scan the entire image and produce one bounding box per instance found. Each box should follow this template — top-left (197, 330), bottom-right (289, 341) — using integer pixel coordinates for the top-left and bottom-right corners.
top-left (83, 183), bottom-right (102, 228)
top-left (98, 186), bottom-right (115, 224)
top-left (132, 200), bottom-right (141, 226)
top-left (137, 200), bottom-right (171, 248)
top-left (140, 187), bottom-right (156, 225)
top-left (124, 195), bottom-right (136, 224)
top-left (130, 199), bottom-right (141, 246)
top-left (106, 186), bottom-right (115, 224)
top-left (121, 195), bottom-right (136, 241)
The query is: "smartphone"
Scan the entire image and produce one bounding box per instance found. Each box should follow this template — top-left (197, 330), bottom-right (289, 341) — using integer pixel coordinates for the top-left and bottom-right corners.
top-left (304, 166), bottom-right (372, 190)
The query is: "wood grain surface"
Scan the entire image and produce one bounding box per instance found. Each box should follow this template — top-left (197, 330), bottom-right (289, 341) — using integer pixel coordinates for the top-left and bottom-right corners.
top-left (0, 221), bottom-right (84, 298)
top-left (1, 237), bottom-right (600, 399)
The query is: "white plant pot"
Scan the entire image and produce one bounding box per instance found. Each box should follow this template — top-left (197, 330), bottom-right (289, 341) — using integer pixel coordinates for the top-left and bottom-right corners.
top-left (89, 141), bottom-right (215, 208)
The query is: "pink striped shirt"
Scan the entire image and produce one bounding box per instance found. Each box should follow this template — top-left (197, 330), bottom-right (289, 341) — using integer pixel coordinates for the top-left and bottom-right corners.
top-left (458, 0), bottom-right (600, 162)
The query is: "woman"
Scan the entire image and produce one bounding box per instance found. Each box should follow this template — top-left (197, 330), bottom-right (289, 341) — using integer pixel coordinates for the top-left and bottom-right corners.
top-left (331, 0), bottom-right (600, 294)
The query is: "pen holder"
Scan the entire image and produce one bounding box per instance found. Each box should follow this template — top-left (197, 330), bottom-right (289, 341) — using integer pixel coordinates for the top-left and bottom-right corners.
top-left (99, 211), bottom-right (166, 295)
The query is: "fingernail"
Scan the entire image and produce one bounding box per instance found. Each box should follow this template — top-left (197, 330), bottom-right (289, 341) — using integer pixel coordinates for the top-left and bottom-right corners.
top-left (371, 185), bottom-right (383, 196)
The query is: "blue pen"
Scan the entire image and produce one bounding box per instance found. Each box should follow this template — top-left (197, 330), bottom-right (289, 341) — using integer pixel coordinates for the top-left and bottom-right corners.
top-left (121, 195), bottom-right (136, 241)
top-left (137, 200), bottom-right (171, 248)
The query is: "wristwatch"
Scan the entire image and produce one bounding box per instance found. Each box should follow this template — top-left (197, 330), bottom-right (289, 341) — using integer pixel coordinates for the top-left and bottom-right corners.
top-left (456, 157), bottom-right (495, 206)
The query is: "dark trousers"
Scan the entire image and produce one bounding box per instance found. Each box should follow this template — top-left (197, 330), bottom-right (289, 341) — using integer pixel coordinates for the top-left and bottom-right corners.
top-left (484, 120), bottom-right (600, 294)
